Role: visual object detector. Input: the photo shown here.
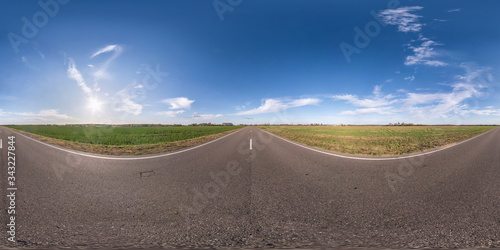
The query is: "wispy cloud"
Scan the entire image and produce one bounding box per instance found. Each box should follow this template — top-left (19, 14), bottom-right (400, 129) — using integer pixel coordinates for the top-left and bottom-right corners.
top-left (67, 58), bottom-right (92, 94)
top-left (161, 97), bottom-right (195, 110)
top-left (155, 110), bottom-right (185, 117)
top-left (400, 83), bottom-right (484, 119)
top-left (460, 109), bottom-right (499, 116)
top-left (38, 110), bottom-right (72, 119)
top-left (340, 107), bottom-right (394, 116)
top-left (10, 109), bottom-right (71, 119)
top-left (236, 98), bottom-right (320, 115)
top-left (405, 39), bottom-right (446, 66)
top-left (380, 6), bottom-right (449, 68)
top-left (333, 65), bottom-right (494, 120)
top-left (332, 85), bottom-right (396, 108)
top-left (90, 44), bottom-right (123, 81)
top-left (404, 75), bottom-right (415, 81)
top-left (234, 105), bottom-right (246, 111)
top-left (447, 8), bottom-right (461, 13)
top-left (379, 6), bottom-right (424, 33)
top-left (192, 113), bottom-right (223, 120)
top-left (113, 88), bottom-right (143, 115)
top-left (21, 56), bottom-right (39, 70)
top-left (91, 45), bottom-right (122, 58)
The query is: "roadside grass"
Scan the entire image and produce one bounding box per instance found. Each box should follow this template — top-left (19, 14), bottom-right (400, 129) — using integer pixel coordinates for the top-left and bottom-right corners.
top-left (5, 125), bottom-right (244, 155)
top-left (257, 125), bottom-right (498, 156)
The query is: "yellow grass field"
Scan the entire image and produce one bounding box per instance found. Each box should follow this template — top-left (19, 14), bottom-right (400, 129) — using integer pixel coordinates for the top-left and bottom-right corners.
top-left (257, 125), bottom-right (498, 155)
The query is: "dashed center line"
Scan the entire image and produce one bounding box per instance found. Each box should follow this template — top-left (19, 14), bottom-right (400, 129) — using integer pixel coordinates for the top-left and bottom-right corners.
top-left (250, 139), bottom-right (252, 150)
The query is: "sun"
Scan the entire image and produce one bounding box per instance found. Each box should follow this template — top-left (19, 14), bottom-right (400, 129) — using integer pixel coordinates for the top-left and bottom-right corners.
top-left (88, 98), bottom-right (102, 113)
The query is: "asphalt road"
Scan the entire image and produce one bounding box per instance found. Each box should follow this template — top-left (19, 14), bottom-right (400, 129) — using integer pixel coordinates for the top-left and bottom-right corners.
top-left (1, 126), bottom-right (499, 248)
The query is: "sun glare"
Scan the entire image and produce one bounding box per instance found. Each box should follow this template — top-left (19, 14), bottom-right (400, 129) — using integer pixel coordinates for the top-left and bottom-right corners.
top-left (88, 98), bottom-right (102, 113)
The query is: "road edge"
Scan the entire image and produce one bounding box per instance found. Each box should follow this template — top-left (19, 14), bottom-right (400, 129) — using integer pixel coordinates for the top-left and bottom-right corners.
top-left (256, 126), bottom-right (499, 161)
top-left (0, 126), bottom-right (247, 160)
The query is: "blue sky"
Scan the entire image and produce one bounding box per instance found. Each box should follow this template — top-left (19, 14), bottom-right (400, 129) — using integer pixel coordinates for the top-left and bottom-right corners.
top-left (1, 0), bottom-right (499, 125)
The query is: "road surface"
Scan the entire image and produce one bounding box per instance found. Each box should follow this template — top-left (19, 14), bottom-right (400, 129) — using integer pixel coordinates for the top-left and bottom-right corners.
top-left (1, 126), bottom-right (499, 248)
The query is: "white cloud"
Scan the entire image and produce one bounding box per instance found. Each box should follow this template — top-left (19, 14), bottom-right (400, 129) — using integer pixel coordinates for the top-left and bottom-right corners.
top-left (400, 83), bottom-right (483, 118)
top-left (405, 39), bottom-right (446, 66)
top-left (38, 109), bottom-right (72, 119)
top-left (113, 88), bottom-right (143, 115)
top-left (236, 98), bottom-right (321, 115)
top-left (10, 109), bottom-right (71, 119)
top-left (456, 63), bottom-right (492, 83)
top-left (234, 105), bottom-right (246, 111)
top-left (332, 85), bottom-right (395, 108)
top-left (404, 75), bottom-right (415, 81)
top-left (91, 45), bottom-right (122, 58)
top-left (67, 58), bottom-right (92, 94)
top-left (379, 6), bottom-right (424, 33)
top-left (192, 113), bottom-right (223, 120)
top-left (461, 109), bottom-right (498, 116)
top-left (21, 56), bottom-right (38, 70)
top-left (114, 98), bottom-right (142, 115)
top-left (161, 97), bottom-right (195, 110)
top-left (289, 98), bottom-right (321, 107)
top-left (90, 44), bottom-right (123, 81)
top-left (340, 107), bottom-right (394, 116)
top-left (447, 8), bottom-right (461, 13)
top-left (334, 65), bottom-right (495, 120)
top-left (155, 110), bottom-right (185, 117)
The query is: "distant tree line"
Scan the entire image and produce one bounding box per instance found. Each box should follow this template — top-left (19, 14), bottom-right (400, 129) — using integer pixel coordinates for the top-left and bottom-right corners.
top-left (387, 122), bottom-right (421, 126)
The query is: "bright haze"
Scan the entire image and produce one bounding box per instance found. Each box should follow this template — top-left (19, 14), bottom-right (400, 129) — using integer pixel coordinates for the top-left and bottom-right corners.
top-left (1, 0), bottom-right (499, 125)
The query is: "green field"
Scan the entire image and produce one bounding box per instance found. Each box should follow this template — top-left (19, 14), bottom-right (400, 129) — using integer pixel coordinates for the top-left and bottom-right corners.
top-left (6, 125), bottom-right (244, 145)
top-left (258, 125), bottom-right (498, 155)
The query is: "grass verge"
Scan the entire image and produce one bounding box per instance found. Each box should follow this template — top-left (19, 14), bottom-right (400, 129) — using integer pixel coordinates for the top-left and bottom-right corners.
top-left (5, 125), bottom-right (244, 155)
top-left (257, 125), bottom-right (498, 156)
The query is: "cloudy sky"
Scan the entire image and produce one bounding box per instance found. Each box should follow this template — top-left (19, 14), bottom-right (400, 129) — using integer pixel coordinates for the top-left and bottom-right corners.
top-left (1, 0), bottom-right (499, 125)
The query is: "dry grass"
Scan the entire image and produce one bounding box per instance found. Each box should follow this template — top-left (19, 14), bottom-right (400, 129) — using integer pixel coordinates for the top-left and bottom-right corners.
top-left (257, 125), bottom-right (497, 156)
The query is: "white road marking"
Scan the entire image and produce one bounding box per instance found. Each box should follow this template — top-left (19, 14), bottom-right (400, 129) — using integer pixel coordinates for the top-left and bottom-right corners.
top-left (259, 127), bottom-right (497, 161)
top-left (0, 139), bottom-right (2, 149)
top-left (250, 139), bottom-right (252, 150)
top-left (7, 127), bottom-right (245, 161)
